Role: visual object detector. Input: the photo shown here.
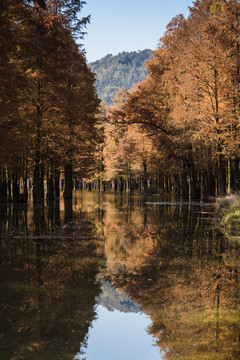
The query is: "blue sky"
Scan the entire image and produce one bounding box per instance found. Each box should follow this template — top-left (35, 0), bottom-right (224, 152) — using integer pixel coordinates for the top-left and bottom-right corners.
top-left (80, 0), bottom-right (194, 63)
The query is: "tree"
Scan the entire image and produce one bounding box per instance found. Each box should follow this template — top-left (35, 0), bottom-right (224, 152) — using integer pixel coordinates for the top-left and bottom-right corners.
top-left (0, 0), bottom-right (99, 203)
top-left (118, 0), bottom-right (240, 198)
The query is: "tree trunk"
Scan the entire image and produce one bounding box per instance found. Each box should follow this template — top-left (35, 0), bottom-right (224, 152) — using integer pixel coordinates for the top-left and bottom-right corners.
top-left (180, 171), bottom-right (189, 199)
top-left (142, 162), bottom-right (147, 192)
top-left (63, 163), bottom-right (72, 199)
top-left (234, 158), bottom-right (240, 190)
top-left (33, 75), bottom-right (44, 203)
top-left (190, 169), bottom-right (200, 199)
top-left (113, 178), bottom-right (117, 191)
top-left (206, 170), bottom-right (216, 197)
top-left (47, 169), bottom-right (54, 201)
top-left (119, 177), bottom-right (124, 193)
top-left (200, 172), bottom-right (207, 201)
top-left (54, 167), bottom-right (60, 199)
top-left (33, 162), bottom-right (44, 203)
top-left (12, 173), bottom-right (20, 202)
top-left (23, 176), bottom-right (28, 203)
top-left (217, 155), bottom-right (226, 196)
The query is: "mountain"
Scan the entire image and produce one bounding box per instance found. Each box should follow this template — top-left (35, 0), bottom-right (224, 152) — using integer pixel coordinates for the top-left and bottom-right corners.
top-left (89, 49), bottom-right (152, 105)
top-left (97, 282), bottom-right (140, 313)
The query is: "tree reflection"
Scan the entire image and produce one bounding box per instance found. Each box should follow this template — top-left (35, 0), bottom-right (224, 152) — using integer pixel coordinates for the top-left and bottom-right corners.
top-left (1, 193), bottom-right (240, 359)
top-left (102, 201), bottom-right (240, 359)
top-left (0, 199), bottom-right (104, 360)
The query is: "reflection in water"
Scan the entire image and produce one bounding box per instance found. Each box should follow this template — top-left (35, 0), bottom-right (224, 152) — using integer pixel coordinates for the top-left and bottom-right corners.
top-left (98, 281), bottom-right (140, 313)
top-left (75, 305), bottom-right (162, 360)
top-left (100, 199), bottom-right (240, 360)
top-left (0, 197), bottom-right (104, 360)
top-left (0, 191), bottom-right (240, 359)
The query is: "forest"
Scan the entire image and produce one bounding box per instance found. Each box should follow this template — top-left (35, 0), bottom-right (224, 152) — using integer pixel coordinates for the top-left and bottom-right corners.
top-left (0, 0), bottom-right (100, 204)
top-left (103, 0), bottom-right (240, 199)
top-left (1, 0), bottom-right (240, 203)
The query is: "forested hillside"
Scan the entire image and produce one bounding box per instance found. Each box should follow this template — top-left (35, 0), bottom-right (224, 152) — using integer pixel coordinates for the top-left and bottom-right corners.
top-left (89, 49), bottom-right (152, 105)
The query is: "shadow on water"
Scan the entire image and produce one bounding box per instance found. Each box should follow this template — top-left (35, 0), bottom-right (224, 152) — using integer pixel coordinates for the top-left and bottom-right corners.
top-left (0, 191), bottom-right (240, 359)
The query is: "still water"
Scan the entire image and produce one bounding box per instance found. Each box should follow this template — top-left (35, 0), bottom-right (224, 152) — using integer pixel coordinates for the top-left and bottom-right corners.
top-left (0, 191), bottom-right (240, 360)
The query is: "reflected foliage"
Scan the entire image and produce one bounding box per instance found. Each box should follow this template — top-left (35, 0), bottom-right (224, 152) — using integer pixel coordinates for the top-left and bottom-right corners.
top-left (0, 197), bottom-right (104, 360)
top-left (1, 192), bottom-right (240, 359)
top-left (101, 198), bottom-right (240, 359)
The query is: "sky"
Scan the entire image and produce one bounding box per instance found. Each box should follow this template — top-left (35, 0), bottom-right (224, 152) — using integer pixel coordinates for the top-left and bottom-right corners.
top-left (80, 0), bottom-right (194, 63)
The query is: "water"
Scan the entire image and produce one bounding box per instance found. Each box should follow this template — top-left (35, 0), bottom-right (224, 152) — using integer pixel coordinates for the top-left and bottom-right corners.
top-left (0, 191), bottom-right (240, 360)
top-left (74, 305), bottom-right (161, 360)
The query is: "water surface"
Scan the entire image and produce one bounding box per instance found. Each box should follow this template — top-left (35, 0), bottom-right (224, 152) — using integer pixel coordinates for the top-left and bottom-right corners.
top-left (0, 191), bottom-right (240, 359)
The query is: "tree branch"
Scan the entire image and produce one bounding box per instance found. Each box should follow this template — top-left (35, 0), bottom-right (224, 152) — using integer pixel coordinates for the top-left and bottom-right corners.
top-left (128, 120), bottom-right (174, 135)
